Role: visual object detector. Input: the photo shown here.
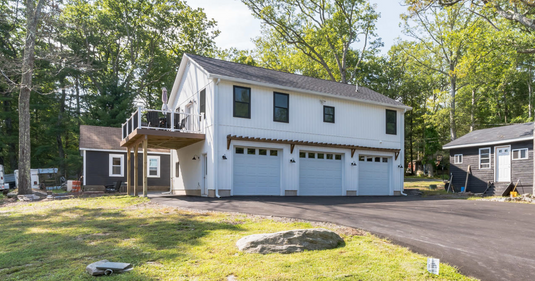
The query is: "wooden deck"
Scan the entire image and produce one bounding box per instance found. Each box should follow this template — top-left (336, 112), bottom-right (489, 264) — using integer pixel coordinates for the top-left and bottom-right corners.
top-left (120, 128), bottom-right (205, 150)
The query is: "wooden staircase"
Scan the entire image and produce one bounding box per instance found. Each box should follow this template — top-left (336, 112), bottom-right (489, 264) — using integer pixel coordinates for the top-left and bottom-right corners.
top-left (484, 182), bottom-right (513, 196)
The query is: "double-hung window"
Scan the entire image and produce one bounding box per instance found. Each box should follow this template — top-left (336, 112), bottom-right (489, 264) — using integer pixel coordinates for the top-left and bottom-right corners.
top-left (453, 154), bottom-right (463, 164)
top-left (323, 106), bottom-right (335, 123)
top-left (479, 148), bottom-right (491, 169)
top-left (386, 109), bottom-right (397, 135)
top-left (199, 89), bottom-right (206, 116)
top-left (109, 154), bottom-right (124, 177)
top-left (148, 156), bottom-right (160, 178)
top-left (513, 148), bottom-right (528, 160)
top-left (233, 86), bottom-right (251, 118)
top-left (273, 92), bottom-right (289, 123)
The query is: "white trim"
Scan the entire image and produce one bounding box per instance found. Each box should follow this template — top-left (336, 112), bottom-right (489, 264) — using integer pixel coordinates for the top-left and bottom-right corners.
top-left (147, 155), bottom-right (160, 178)
top-left (83, 150), bottom-right (87, 186)
top-left (208, 74), bottom-right (412, 111)
top-left (453, 154), bottom-right (463, 164)
top-left (479, 147), bottom-right (491, 169)
top-left (109, 154), bottom-right (124, 177)
top-left (443, 136), bottom-right (534, 150)
top-left (512, 148), bottom-right (529, 160)
top-left (80, 148), bottom-right (170, 155)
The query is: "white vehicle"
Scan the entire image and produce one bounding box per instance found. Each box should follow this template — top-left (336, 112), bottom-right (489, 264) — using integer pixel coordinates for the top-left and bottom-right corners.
top-left (14, 169), bottom-right (40, 189)
top-left (0, 165), bottom-right (8, 193)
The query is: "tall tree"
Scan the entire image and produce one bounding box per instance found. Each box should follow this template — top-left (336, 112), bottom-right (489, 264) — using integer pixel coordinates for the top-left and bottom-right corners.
top-left (243, 0), bottom-right (380, 83)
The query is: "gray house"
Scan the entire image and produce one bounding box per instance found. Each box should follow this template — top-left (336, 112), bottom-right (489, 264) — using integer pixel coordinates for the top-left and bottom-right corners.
top-left (443, 123), bottom-right (533, 195)
top-left (80, 125), bottom-right (170, 192)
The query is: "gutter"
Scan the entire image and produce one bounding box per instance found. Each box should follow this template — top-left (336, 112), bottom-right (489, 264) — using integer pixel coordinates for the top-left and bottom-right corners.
top-left (207, 74), bottom-right (413, 111)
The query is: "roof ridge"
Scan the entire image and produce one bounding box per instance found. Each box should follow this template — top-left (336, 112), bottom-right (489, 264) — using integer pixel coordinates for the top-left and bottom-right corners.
top-left (186, 53), bottom-right (374, 90)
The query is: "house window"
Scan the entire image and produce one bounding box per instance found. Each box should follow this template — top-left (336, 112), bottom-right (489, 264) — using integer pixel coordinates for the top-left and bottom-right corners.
top-left (148, 156), bottom-right (160, 178)
top-left (200, 89), bottom-right (206, 116)
top-left (109, 154), bottom-right (124, 177)
top-left (270, 150), bottom-right (278, 156)
top-left (453, 154), bottom-right (463, 164)
top-left (233, 86), bottom-right (251, 118)
top-left (479, 148), bottom-right (491, 169)
top-left (323, 106), bottom-right (335, 123)
top-left (359, 156), bottom-right (365, 161)
top-left (326, 154), bottom-right (334, 160)
top-left (259, 149), bottom-right (267, 156)
top-left (386, 109), bottom-right (397, 135)
top-left (235, 147), bottom-right (244, 154)
top-left (247, 148), bottom-right (256, 155)
top-left (335, 155), bottom-right (342, 160)
top-left (512, 148), bottom-right (528, 160)
top-left (273, 92), bottom-right (289, 123)
top-left (299, 152), bottom-right (306, 158)
top-left (175, 162), bottom-right (179, 178)
top-left (318, 153), bottom-right (325, 159)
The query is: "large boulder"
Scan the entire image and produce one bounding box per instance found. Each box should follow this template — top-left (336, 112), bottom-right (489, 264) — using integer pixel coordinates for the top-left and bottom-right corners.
top-left (236, 228), bottom-right (343, 254)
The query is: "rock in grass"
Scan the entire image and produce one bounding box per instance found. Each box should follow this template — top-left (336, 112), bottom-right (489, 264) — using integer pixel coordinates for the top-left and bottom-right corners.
top-left (86, 260), bottom-right (109, 276)
top-left (236, 228), bottom-right (343, 254)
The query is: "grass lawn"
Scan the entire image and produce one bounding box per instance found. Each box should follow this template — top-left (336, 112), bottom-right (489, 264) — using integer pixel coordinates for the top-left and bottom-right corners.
top-left (0, 196), bottom-right (473, 280)
top-left (404, 180), bottom-right (450, 196)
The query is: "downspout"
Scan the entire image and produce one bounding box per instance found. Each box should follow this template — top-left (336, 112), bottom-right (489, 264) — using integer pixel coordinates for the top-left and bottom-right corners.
top-left (214, 78), bottom-right (221, 198)
top-left (400, 108), bottom-right (407, 196)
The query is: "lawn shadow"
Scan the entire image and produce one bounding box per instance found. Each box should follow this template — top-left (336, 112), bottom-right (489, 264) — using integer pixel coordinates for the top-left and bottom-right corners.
top-left (0, 202), bottom-right (243, 280)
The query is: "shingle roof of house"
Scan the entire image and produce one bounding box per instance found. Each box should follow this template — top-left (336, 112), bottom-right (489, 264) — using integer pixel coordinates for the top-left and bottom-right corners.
top-left (186, 54), bottom-right (409, 109)
top-left (443, 123), bottom-right (534, 149)
top-left (79, 125), bottom-right (169, 153)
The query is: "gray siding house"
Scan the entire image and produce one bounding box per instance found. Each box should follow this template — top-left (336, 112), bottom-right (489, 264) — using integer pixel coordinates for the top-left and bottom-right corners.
top-left (80, 125), bottom-right (170, 192)
top-left (443, 123), bottom-right (533, 195)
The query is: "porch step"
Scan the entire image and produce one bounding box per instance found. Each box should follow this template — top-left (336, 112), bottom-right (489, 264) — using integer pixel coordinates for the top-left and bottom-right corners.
top-left (485, 182), bottom-right (513, 196)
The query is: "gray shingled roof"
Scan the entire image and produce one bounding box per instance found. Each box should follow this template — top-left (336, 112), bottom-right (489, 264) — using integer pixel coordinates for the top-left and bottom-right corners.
top-left (443, 123), bottom-right (534, 149)
top-left (186, 54), bottom-right (408, 108)
top-left (80, 125), bottom-right (169, 153)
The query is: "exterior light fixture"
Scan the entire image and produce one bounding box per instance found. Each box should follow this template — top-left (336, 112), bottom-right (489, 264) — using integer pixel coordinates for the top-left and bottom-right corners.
top-left (351, 162), bottom-right (357, 166)
top-left (192, 155), bottom-right (199, 160)
top-left (222, 154), bottom-right (227, 160)
top-left (290, 158), bottom-right (296, 163)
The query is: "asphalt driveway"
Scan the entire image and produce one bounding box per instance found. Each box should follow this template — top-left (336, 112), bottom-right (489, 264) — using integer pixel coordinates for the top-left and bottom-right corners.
top-left (151, 195), bottom-right (535, 281)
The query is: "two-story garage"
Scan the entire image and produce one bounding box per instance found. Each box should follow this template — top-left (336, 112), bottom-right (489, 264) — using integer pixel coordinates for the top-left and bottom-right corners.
top-left (160, 54), bottom-right (411, 197)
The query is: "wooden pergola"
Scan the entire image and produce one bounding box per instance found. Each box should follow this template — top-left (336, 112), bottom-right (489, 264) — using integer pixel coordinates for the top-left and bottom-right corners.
top-left (120, 128), bottom-right (205, 197)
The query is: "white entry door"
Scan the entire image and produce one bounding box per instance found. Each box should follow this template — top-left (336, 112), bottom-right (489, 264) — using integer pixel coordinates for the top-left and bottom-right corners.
top-left (299, 152), bottom-right (343, 196)
top-left (233, 147), bottom-right (281, 195)
top-left (358, 156), bottom-right (391, 195)
top-left (495, 146), bottom-right (511, 182)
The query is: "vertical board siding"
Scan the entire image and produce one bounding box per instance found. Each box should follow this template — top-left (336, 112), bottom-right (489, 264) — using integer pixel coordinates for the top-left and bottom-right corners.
top-left (450, 140), bottom-right (533, 193)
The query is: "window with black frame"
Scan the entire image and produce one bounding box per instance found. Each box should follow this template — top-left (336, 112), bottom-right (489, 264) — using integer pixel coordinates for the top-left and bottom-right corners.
top-left (273, 92), bottom-right (289, 123)
top-left (323, 106), bottom-right (335, 123)
top-left (386, 109), bottom-right (397, 135)
top-left (233, 86), bottom-right (251, 118)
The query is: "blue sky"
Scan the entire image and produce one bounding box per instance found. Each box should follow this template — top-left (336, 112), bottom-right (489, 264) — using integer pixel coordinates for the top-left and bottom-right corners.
top-left (187, 0), bottom-right (410, 54)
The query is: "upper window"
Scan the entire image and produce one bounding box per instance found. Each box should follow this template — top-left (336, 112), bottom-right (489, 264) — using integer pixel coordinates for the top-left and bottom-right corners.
top-left (200, 89), bottom-right (206, 116)
top-left (233, 86), bottom-right (251, 118)
top-left (386, 109), bottom-right (397, 135)
top-left (109, 154), bottom-right (124, 177)
top-left (323, 106), bottom-right (335, 123)
top-left (453, 154), bottom-right (463, 164)
top-left (479, 148), bottom-right (491, 169)
top-left (148, 156), bottom-right (160, 178)
top-left (513, 148), bottom-right (528, 160)
top-left (273, 92), bottom-right (289, 123)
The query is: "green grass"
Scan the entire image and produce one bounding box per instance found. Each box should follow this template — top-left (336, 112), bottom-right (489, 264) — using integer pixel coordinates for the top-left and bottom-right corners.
top-left (404, 180), bottom-right (451, 196)
top-left (0, 196), bottom-right (473, 280)
top-left (50, 189), bottom-right (69, 194)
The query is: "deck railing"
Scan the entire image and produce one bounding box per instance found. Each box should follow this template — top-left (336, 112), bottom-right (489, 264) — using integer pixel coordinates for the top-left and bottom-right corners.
top-left (122, 107), bottom-right (205, 140)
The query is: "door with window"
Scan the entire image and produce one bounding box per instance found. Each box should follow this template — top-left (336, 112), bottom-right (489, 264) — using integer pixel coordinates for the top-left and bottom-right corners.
top-left (495, 146), bottom-right (511, 182)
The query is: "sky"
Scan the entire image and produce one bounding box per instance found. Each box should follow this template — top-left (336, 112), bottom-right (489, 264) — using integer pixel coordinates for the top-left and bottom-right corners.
top-left (186, 0), bottom-right (411, 55)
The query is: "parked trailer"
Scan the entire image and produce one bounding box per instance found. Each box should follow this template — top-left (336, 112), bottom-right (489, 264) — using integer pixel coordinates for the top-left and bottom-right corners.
top-left (0, 165), bottom-right (7, 194)
top-left (14, 169), bottom-right (40, 189)
top-left (14, 168), bottom-right (60, 190)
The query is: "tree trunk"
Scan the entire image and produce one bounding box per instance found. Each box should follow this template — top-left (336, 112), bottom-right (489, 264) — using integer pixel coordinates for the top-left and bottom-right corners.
top-left (470, 88), bottom-right (475, 132)
top-left (504, 89), bottom-right (508, 124)
top-left (56, 79), bottom-right (66, 177)
top-left (18, 0), bottom-right (45, 195)
top-left (529, 66), bottom-right (532, 119)
top-left (449, 76), bottom-right (457, 140)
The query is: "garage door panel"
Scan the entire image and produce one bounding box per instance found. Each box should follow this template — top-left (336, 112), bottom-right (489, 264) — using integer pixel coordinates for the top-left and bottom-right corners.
top-left (299, 153), bottom-right (343, 196)
top-left (234, 148), bottom-right (281, 196)
top-left (359, 156), bottom-right (390, 196)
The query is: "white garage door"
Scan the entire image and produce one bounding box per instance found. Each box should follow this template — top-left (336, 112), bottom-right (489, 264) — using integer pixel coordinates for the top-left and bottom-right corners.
top-left (359, 156), bottom-right (391, 195)
top-left (233, 147), bottom-right (281, 195)
top-left (299, 152), bottom-right (343, 196)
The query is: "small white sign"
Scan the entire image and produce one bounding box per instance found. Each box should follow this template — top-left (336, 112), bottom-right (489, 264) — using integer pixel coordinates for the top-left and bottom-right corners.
top-left (427, 258), bottom-right (440, 275)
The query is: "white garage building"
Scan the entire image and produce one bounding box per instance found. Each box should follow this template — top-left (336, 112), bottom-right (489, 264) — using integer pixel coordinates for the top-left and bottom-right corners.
top-left (121, 54), bottom-right (410, 197)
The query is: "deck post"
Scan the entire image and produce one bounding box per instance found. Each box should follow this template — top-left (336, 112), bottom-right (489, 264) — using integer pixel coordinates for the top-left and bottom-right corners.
top-left (126, 146), bottom-right (131, 195)
top-left (134, 144), bottom-right (139, 196)
top-left (143, 136), bottom-right (148, 197)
